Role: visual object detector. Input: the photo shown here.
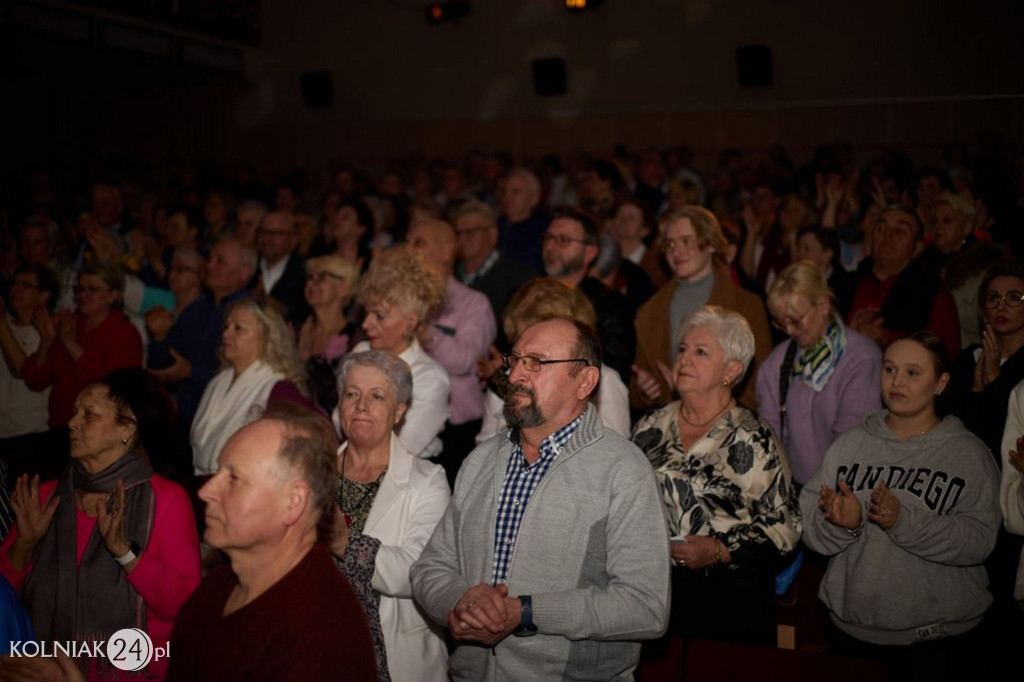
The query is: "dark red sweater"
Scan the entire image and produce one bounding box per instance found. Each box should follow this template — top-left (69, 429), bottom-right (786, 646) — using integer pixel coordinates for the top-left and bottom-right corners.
top-left (167, 543), bottom-right (376, 682)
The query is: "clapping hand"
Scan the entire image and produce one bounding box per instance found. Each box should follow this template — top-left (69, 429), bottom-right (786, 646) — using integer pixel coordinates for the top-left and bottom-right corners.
top-left (973, 323), bottom-right (1001, 391)
top-left (55, 310), bottom-right (77, 348)
top-left (96, 480), bottom-right (132, 560)
top-left (9, 474), bottom-right (60, 570)
top-left (148, 348), bottom-right (192, 384)
top-left (868, 483), bottom-right (900, 531)
top-left (818, 480), bottom-right (862, 531)
top-left (31, 307), bottom-right (58, 346)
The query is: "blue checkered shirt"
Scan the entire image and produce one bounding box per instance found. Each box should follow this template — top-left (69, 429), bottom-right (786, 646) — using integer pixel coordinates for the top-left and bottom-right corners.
top-left (490, 414), bottom-right (583, 585)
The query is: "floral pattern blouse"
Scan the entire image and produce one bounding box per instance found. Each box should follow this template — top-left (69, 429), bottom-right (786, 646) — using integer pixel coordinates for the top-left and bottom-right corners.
top-left (632, 402), bottom-right (802, 570)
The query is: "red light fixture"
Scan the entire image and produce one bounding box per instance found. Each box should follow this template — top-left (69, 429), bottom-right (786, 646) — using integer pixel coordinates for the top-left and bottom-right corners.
top-left (425, 2), bottom-right (471, 24)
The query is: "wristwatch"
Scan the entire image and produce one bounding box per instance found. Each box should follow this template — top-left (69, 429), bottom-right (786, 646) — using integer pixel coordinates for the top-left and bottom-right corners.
top-left (513, 595), bottom-right (538, 637)
top-left (114, 541), bottom-right (141, 566)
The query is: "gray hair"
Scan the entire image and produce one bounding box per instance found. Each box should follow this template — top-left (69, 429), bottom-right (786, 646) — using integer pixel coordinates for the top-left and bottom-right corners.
top-left (336, 350), bottom-right (413, 407)
top-left (449, 199), bottom-right (497, 228)
top-left (506, 168), bottom-right (541, 200)
top-left (677, 305), bottom-right (755, 385)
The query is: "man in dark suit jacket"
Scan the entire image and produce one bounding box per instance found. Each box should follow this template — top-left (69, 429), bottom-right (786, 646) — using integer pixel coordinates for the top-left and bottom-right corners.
top-left (453, 200), bottom-right (537, 350)
top-left (252, 210), bottom-right (310, 327)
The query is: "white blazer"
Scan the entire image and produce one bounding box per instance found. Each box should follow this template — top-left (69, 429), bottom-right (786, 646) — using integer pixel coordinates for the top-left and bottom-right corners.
top-left (344, 436), bottom-right (451, 682)
top-left (1000, 382), bottom-right (1024, 602)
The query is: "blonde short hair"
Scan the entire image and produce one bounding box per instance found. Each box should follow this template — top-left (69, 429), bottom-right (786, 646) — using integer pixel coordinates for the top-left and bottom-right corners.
top-left (767, 261), bottom-right (833, 314)
top-left (356, 247), bottom-right (446, 325)
top-left (306, 255), bottom-right (359, 306)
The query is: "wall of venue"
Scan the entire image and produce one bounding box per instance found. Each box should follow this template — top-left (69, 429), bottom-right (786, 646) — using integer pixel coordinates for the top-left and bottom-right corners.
top-left (4, 0), bottom-right (1022, 178)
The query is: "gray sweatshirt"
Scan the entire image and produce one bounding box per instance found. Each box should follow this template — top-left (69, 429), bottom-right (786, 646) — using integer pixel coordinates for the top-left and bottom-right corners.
top-left (800, 411), bottom-right (1001, 645)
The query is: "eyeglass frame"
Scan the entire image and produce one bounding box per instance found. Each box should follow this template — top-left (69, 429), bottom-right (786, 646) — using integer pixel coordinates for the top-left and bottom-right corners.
top-left (542, 232), bottom-right (591, 248)
top-left (771, 305), bottom-right (815, 332)
top-left (502, 352), bottom-right (591, 373)
top-left (983, 290), bottom-right (1024, 309)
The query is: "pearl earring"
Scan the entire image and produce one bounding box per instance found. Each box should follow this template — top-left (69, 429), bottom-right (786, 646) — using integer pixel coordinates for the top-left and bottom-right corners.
top-left (121, 435), bottom-right (129, 445)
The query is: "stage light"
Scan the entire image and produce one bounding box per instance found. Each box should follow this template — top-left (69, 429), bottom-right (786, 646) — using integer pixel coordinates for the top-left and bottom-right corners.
top-left (425, 2), bottom-right (471, 24)
top-left (566, 0), bottom-right (606, 12)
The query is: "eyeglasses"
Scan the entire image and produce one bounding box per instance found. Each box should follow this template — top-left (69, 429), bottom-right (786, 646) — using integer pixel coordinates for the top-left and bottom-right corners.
top-left (502, 352), bottom-right (590, 372)
top-left (771, 306), bottom-right (814, 332)
top-left (455, 225), bottom-right (491, 238)
top-left (662, 236), bottom-right (699, 252)
top-left (306, 271), bottom-right (346, 284)
top-left (875, 223), bottom-right (915, 240)
top-left (258, 229), bottom-right (293, 238)
top-left (984, 291), bottom-right (1024, 309)
top-left (542, 233), bottom-right (588, 248)
top-left (73, 285), bottom-right (109, 295)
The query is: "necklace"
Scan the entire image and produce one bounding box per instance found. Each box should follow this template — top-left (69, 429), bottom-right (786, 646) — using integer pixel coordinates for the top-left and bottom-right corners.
top-left (884, 413), bottom-right (939, 438)
top-left (337, 450), bottom-right (386, 533)
top-left (679, 399), bottom-right (734, 429)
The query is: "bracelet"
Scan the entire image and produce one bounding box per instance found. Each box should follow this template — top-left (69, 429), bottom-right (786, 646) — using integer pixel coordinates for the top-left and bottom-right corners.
top-left (114, 541), bottom-right (140, 566)
top-left (714, 539), bottom-right (723, 564)
top-left (845, 523), bottom-right (863, 538)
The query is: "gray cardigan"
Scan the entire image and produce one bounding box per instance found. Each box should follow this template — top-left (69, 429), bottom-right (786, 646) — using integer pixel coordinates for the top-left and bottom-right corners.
top-left (411, 404), bottom-right (670, 681)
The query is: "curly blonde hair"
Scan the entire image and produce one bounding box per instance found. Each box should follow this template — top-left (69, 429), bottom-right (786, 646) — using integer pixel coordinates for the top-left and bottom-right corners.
top-left (222, 298), bottom-right (309, 396)
top-left (356, 246), bottom-right (446, 326)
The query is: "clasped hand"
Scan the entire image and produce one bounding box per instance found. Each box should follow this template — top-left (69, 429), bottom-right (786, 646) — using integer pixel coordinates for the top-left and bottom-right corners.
top-left (448, 583), bottom-right (522, 647)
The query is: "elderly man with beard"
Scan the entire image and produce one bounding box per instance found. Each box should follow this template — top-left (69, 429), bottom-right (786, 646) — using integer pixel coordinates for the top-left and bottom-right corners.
top-left (411, 317), bottom-right (669, 681)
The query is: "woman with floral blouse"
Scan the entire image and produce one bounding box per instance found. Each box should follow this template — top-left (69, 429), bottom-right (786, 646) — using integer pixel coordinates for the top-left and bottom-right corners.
top-left (632, 306), bottom-right (801, 650)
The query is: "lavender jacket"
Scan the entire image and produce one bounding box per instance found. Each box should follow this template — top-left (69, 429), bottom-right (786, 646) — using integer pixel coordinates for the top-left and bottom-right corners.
top-left (755, 325), bottom-right (882, 485)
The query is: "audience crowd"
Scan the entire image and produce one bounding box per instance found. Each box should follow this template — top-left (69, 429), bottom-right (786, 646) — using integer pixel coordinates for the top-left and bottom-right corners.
top-left (1, 132), bottom-right (1024, 680)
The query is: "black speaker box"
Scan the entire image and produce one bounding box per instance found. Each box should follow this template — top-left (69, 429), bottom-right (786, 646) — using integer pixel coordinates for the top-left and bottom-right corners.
top-left (531, 58), bottom-right (568, 96)
top-left (736, 45), bottom-right (773, 87)
top-left (300, 71), bottom-right (334, 108)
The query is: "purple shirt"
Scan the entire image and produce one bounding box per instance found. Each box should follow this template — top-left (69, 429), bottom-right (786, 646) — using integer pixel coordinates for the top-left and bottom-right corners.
top-left (425, 278), bottom-right (496, 425)
top-left (755, 326), bottom-right (882, 485)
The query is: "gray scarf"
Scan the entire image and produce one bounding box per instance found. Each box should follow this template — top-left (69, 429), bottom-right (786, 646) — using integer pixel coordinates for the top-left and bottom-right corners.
top-left (22, 450), bottom-right (154, 663)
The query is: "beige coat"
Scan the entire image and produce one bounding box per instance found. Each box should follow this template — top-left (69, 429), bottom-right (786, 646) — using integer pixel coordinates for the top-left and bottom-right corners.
top-left (629, 268), bottom-right (773, 412)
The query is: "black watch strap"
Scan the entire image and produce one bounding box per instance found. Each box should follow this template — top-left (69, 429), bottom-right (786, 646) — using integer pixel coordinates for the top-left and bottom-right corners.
top-left (513, 595), bottom-right (537, 637)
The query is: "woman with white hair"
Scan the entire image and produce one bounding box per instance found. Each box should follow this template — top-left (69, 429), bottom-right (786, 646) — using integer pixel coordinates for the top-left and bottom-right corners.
top-left (632, 305), bottom-right (801, 649)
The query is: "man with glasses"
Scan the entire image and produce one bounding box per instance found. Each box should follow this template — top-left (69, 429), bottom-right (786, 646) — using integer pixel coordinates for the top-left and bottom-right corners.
top-left (848, 205), bottom-right (961, 358)
top-left (542, 208), bottom-right (636, 384)
top-left (412, 317), bottom-right (669, 681)
top-left (252, 210), bottom-right (309, 327)
top-left (452, 200), bottom-right (536, 350)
